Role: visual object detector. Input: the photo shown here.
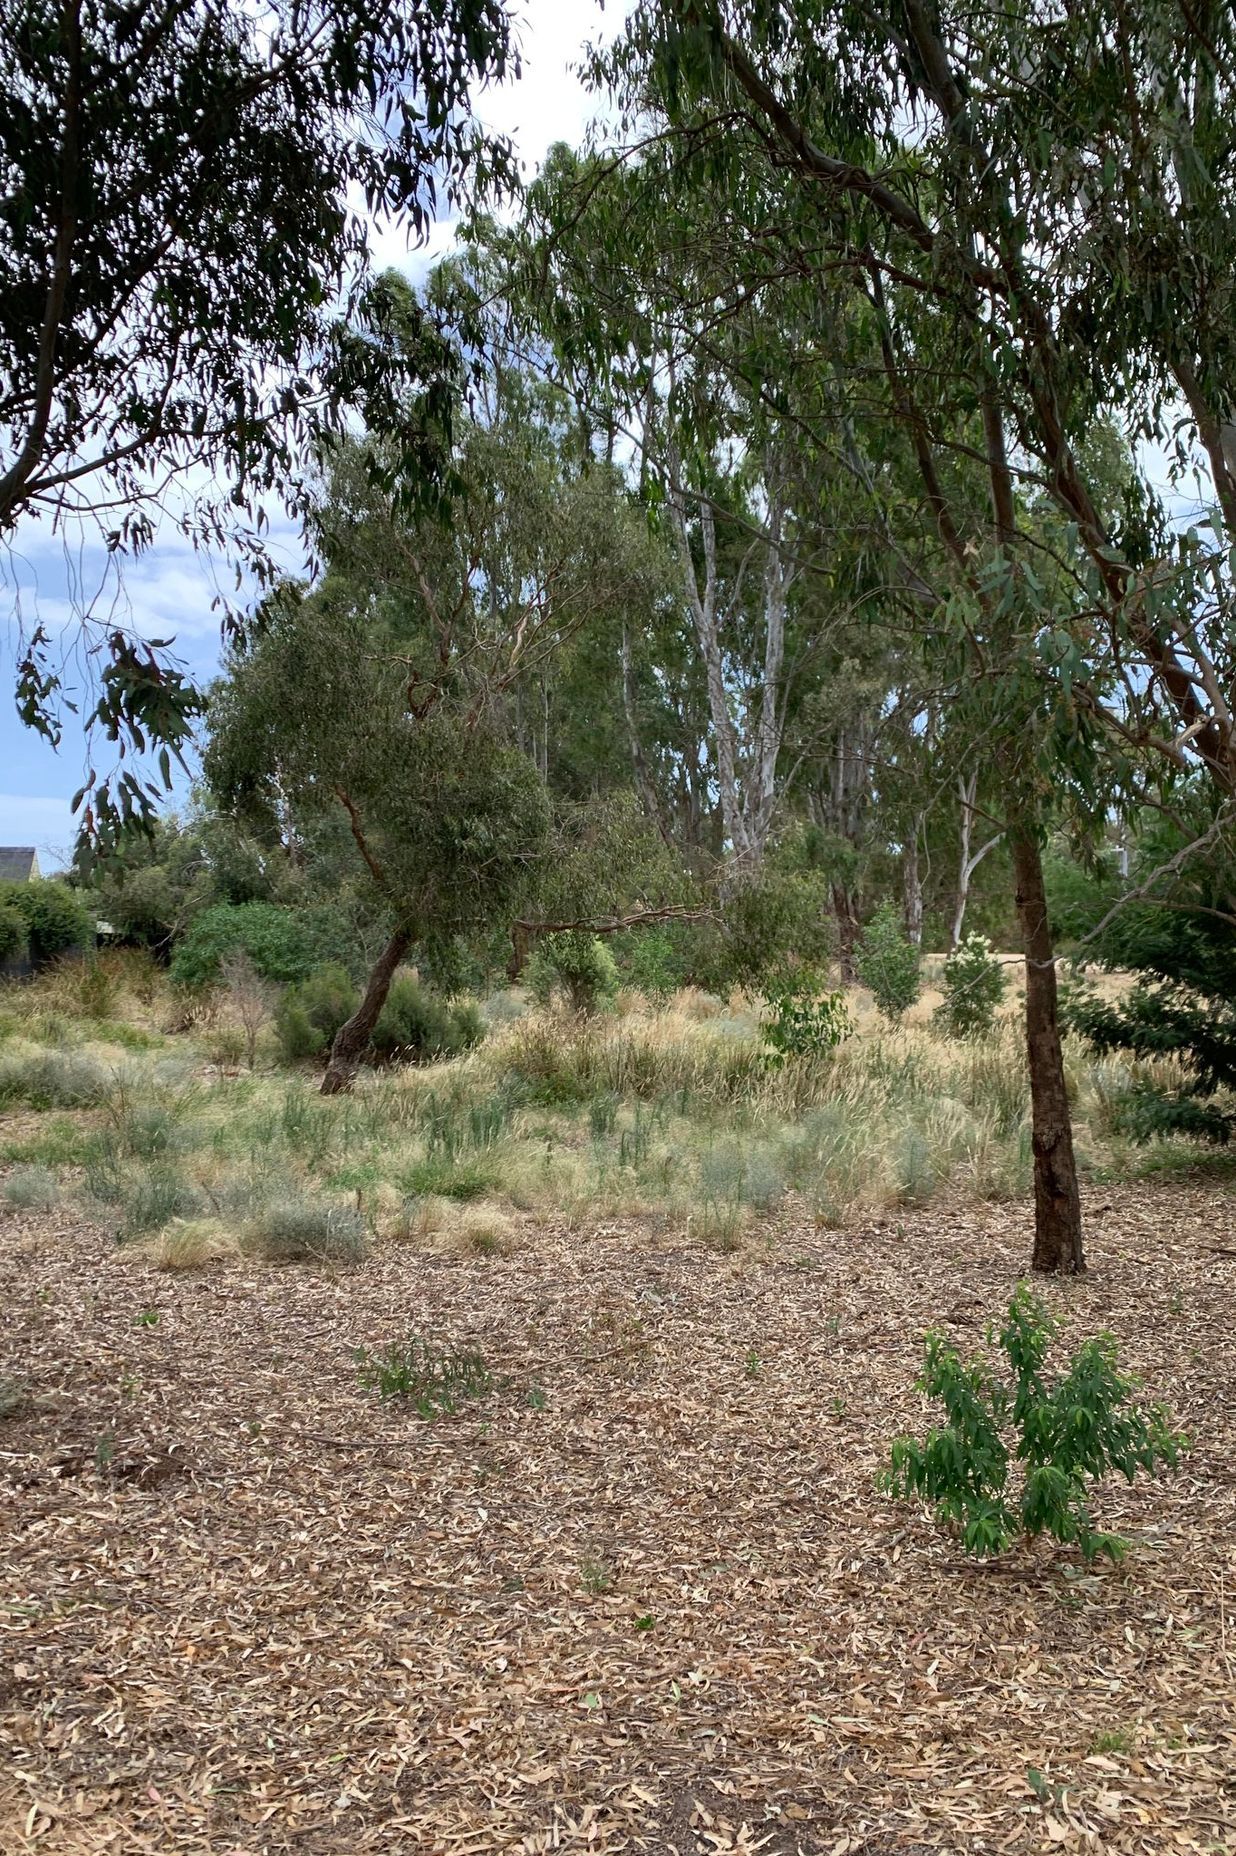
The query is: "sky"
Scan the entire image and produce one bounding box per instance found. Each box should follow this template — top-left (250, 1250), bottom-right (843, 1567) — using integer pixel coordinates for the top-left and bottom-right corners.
top-left (0, 0), bottom-right (632, 870)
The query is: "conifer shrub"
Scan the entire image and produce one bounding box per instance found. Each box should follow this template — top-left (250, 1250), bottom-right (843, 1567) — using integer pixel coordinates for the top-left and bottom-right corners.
top-left (884, 1287), bottom-right (1185, 1561)
top-left (0, 881), bottom-right (92, 965)
top-left (0, 903), bottom-right (28, 965)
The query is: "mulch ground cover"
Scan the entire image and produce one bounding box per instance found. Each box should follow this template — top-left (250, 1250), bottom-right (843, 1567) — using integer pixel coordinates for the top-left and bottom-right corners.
top-left (1, 1179), bottom-right (1234, 1853)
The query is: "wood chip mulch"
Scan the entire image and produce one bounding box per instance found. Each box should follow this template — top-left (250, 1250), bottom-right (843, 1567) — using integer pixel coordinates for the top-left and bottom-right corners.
top-left (1, 1180), bottom-right (1234, 1854)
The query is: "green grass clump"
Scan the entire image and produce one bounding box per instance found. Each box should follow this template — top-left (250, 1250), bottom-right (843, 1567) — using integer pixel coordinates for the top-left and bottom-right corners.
top-left (400, 1155), bottom-right (496, 1201)
top-left (0, 1117), bottom-right (102, 1167)
top-left (243, 1197), bottom-right (367, 1264)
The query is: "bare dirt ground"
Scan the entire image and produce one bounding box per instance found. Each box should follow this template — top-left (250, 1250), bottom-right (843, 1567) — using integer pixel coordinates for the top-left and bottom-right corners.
top-left (1, 1180), bottom-right (1234, 1855)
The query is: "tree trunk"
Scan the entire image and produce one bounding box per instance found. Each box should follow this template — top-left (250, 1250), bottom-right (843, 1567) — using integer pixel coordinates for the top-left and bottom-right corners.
top-left (832, 882), bottom-right (860, 985)
top-left (321, 926), bottom-right (412, 1096)
top-left (1011, 831), bottom-right (1084, 1273)
top-left (902, 825), bottom-right (924, 947)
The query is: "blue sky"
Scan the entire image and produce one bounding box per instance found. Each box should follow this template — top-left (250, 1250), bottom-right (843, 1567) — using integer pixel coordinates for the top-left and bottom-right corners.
top-left (1, 1), bottom-right (629, 869)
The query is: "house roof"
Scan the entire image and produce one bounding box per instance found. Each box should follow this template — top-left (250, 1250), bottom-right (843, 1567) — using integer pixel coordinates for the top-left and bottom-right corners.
top-left (0, 847), bottom-right (39, 882)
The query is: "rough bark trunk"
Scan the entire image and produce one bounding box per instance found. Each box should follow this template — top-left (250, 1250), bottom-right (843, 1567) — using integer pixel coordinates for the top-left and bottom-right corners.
top-left (1011, 831), bottom-right (1084, 1273)
top-left (832, 882), bottom-right (861, 985)
top-left (321, 926), bottom-right (412, 1096)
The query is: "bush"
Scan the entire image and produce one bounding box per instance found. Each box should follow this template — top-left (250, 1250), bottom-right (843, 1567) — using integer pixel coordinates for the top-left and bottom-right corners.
top-left (170, 902), bottom-right (316, 987)
top-left (1059, 823), bottom-right (1236, 1142)
top-left (0, 881), bottom-right (93, 965)
top-left (275, 964), bottom-right (359, 1062)
top-left (3, 1165), bottom-right (58, 1211)
top-left (935, 934), bottom-right (1007, 1040)
top-left (354, 1336), bottom-right (491, 1414)
top-left (855, 902), bottom-right (921, 1023)
top-left (372, 974), bottom-right (485, 1064)
top-left (526, 933), bottom-right (619, 1014)
top-left (243, 1197), bottom-right (367, 1264)
top-left (615, 923), bottom-right (697, 998)
top-left (883, 1286), bottom-right (1185, 1561)
top-left (0, 1048), bottom-right (111, 1110)
top-left (762, 985), bottom-right (852, 1065)
top-left (119, 1166), bottom-right (203, 1238)
top-left (0, 903), bottom-right (28, 965)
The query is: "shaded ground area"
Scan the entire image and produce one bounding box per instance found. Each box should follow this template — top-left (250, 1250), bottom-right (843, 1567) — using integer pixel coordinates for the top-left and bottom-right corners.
top-left (1, 1182), bottom-right (1234, 1853)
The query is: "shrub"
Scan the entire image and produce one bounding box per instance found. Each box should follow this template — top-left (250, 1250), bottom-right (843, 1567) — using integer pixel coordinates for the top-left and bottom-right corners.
top-left (0, 881), bottom-right (93, 965)
top-left (883, 1286), bottom-right (1185, 1561)
top-left (275, 964), bottom-right (359, 1062)
top-left (117, 1166), bottom-right (204, 1238)
top-left (616, 923), bottom-right (696, 998)
top-left (2, 1165), bottom-right (58, 1211)
top-left (0, 903), bottom-right (28, 965)
top-left (243, 1197), bottom-right (367, 1264)
top-left (855, 902), bottom-right (921, 1023)
top-left (526, 933), bottom-right (619, 1014)
top-left (936, 934), bottom-right (1008, 1040)
top-left (0, 1048), bottom-right (111, 1110)
top-left (220, 949), bottom-right (274, 1069)
top-left (372, 974), bottom-right (485, 1064)
top-left (169, 902), bottom-right (315, 987)
top-left (354, 1336), bottom-right (491, 1414)
top-left (762, 985), bottom-right (852, 1065)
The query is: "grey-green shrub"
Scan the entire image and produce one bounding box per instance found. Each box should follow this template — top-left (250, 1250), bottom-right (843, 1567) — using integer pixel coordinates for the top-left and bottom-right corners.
top-left (372, 975), bottom-right (484, 1064)
top-left (244, 1197), bottom-right (367, 1263)
top-left (3, 1166), bottom-right (58, 1211)
top-left (119, 1166), bottom-right (203, 1238)
top-left (526, 933), bottom-right (619, 1014)
top-left (275, 964), bottom-right (359, 1062)
top-left (0, 1048), bottom-right (111, 1110)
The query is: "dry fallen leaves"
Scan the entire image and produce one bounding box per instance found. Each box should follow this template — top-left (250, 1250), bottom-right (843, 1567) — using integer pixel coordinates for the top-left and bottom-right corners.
top-left (1, 1176), bottom-right (1234, 1853)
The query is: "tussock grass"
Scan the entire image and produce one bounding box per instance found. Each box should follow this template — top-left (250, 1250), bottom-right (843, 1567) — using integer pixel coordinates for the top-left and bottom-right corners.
top-left (3, 978), bottom-right (1215, 1258)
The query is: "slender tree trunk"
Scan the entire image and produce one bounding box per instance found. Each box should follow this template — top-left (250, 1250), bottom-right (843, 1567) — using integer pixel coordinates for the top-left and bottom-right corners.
top-left (832, 882), bottom-right (860, 984)
top-left (902, 823), bottom-right (924, 947)
top-left (321, 926), bottom-right (412, 1096)
top-left (1011, 831), bottom-right (1083, 1273)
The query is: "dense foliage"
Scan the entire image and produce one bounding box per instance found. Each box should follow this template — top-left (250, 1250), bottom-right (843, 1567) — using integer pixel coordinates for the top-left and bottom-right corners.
top-left (855, 902), bottom-right (921, 1025)
top-left (0, 880), bottom-right (92, 964)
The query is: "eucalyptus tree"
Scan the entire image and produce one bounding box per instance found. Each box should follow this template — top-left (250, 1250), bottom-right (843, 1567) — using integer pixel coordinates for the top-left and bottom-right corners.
top-left (206, 379), bottom-right (674, 1090)
top-left (507, 141), bottom-right (918, 883)
top-left (2, 0), bottom-right (516, 841)
top-left (575, 0), bottom-right (1236, 1270)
